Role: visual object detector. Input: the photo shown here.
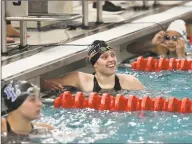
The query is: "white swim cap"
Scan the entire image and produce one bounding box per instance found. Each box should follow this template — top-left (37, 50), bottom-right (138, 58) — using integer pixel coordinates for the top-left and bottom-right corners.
top-left (167, 19), bottom-right (187, 41)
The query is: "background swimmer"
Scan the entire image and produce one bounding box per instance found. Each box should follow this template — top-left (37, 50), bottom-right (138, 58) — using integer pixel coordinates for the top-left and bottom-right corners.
top-left (152, 19), bottom-right (191, 59)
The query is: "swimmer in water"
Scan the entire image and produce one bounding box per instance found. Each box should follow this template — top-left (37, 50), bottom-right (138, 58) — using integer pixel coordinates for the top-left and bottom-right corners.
top-left (43, 40), bottom-right (144, 95)
top-left (1, 80), bottom-right (82, 143)
top-left (1, 80), bottom-right (53, 138)
top-left (152, 19), bottom-right (192, 59)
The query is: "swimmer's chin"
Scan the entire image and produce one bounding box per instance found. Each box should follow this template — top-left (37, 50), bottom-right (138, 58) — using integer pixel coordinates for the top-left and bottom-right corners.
top-left (36, 110), bottom-right (42, 119)
top-left (37, 115), bottom-right (41, 119)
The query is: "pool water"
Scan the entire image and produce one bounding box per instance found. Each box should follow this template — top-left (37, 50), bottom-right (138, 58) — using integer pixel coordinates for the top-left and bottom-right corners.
top-left (34, 67), bottom-right (192, 143)
top-left (117, 67), bottom-right (192, 99)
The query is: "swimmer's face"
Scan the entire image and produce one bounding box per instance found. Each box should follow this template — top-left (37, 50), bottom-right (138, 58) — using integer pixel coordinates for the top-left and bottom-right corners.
top-left (18, 94), bottom-right (42, 120)
top-left (94, 50), bottom-right (117, 75)
top-left (164, 31), bottom-right (181, 52)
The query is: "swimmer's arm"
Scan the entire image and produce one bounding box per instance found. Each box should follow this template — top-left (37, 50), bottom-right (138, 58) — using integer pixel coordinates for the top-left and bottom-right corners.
top-left (33, 122), bottom-right (54, 130)
top-left (43, 71), bottom-right (82, 90)
top-left (118, 74), bottom-right (144, 90)
top-left (1, 118), bottom-right (7, 133)
top-left (176, 38), bottom-right (186, 59)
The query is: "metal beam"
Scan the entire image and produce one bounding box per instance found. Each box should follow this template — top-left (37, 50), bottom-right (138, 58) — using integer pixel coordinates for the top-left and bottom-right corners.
top-left (20, 21), bottom-right (27, 47)
top-left (97, 0), bottom-right (103, 23)
top-left (82, 0), bottom-right (88, 27)
top-left (1, 1), bottom-right (7, 53)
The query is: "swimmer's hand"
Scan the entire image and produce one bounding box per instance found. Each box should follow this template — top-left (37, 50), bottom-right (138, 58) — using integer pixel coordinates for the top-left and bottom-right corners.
top-left (152, 31), bottom-right (166, 45)
top-left (33, 122), bottom-right (54, 130)
top-left (176, 38), bottom-right (185, 59)
top-left (43, 79), bottom-right (63, 91)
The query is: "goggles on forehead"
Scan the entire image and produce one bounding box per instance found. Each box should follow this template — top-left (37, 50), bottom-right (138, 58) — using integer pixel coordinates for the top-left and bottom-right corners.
top-left (25, 85), bottom-right (40, 97)
top-left (88, 43), bottom-right (111, 57)
top-left (88, 45), bottom-right (112, 65)
top-left (3, 80), bottom-right (41, 112)
top-left (87, 41), bottom-right (113, 65)
top-left (4, 81), bottom-right (40, 102)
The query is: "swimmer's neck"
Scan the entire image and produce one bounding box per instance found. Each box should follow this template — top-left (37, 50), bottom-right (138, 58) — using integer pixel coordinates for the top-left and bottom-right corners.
top-left (7, 112), bottom-right (33, 135)
top-left (95, 72), bottom-right (115, 85)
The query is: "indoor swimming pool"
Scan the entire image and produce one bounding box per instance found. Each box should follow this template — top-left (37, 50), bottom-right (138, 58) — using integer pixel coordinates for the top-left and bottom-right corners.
top-left (2, 1), bottom-right (192, 144)
top-left (31, 67), bottom-right (192, 143)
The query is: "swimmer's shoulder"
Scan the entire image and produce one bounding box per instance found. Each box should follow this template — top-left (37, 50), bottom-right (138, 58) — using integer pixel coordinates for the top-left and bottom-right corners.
top-left (77, 72), bottom-right (94, 91)
top-left (116, 73), bottom-right (136, 81)
top-left (77, 72), bottom-right (93, 81)
top-left (116, 73), bottom-right (136, 83)
top-left (33, 122), bottom-right (54, 130)
top-left (1, 117), bottom-right (7, 133)
top-left (116, 73), bottom-right (144, 90)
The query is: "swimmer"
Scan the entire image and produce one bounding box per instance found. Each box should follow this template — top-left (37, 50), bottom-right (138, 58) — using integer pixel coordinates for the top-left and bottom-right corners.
top-left (43, 40), bottom-right (144, 94)
top-left (152, 19), bottom-right (192, 59)
top-left (1, 80), bottom-right (53, 137)
top-left (1, 80), bottom-right (80, 143)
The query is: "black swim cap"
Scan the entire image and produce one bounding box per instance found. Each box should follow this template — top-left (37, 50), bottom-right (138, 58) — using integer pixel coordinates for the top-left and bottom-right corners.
top-left (88, 40), bottom-right (112, 65)
top-left (1, 80), bottom-right (40, 112)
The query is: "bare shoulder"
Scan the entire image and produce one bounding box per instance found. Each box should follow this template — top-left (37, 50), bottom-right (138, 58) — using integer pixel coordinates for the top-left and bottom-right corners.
top-left (33, 122), bottom-right (54, 130)
top-left (1, 118), bottom-right (7, 133)
top-left (117, 73), bottom-right (137, 81)
top-left (77, 72), bottom-right (94, 91)
top-left (78, 72), bottom-right (93, 81)
top-left (117, 73), bottom-right (144, 90)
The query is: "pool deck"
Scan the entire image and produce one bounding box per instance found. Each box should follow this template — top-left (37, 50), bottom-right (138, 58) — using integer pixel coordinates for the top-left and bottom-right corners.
top-left (2, 1), bottom-right (192, 82)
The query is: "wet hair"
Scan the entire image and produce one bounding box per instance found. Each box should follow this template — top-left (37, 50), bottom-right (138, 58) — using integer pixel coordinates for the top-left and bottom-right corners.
top-left (88, 40), bottom-right (112, 65)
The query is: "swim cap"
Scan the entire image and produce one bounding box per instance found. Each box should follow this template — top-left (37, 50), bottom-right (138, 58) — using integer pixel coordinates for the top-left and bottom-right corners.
top-left (1, 80), bottom-right (40, 112)
top-left (88, 40), bottom-right (112, 65)
top-left (167, 19), bottom-right (187, 41)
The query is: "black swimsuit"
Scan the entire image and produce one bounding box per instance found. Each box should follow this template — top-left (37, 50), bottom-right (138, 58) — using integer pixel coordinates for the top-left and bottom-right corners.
top-left (1, 119), bottom-right (34, 144)
top-left (93, 75), bottom-right (122, 93)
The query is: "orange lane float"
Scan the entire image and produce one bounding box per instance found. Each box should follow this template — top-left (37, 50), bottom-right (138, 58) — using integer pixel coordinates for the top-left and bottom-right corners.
top-left (190, 36), bottom-right (192, 45)
top-left (131, 56), bottom-right (192, 71)
top-left (53, 91), bottom-right (192, 114)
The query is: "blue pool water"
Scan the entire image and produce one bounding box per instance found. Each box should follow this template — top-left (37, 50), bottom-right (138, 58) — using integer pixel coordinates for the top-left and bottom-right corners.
top-left (34, 68), bottom-right (192, 143)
